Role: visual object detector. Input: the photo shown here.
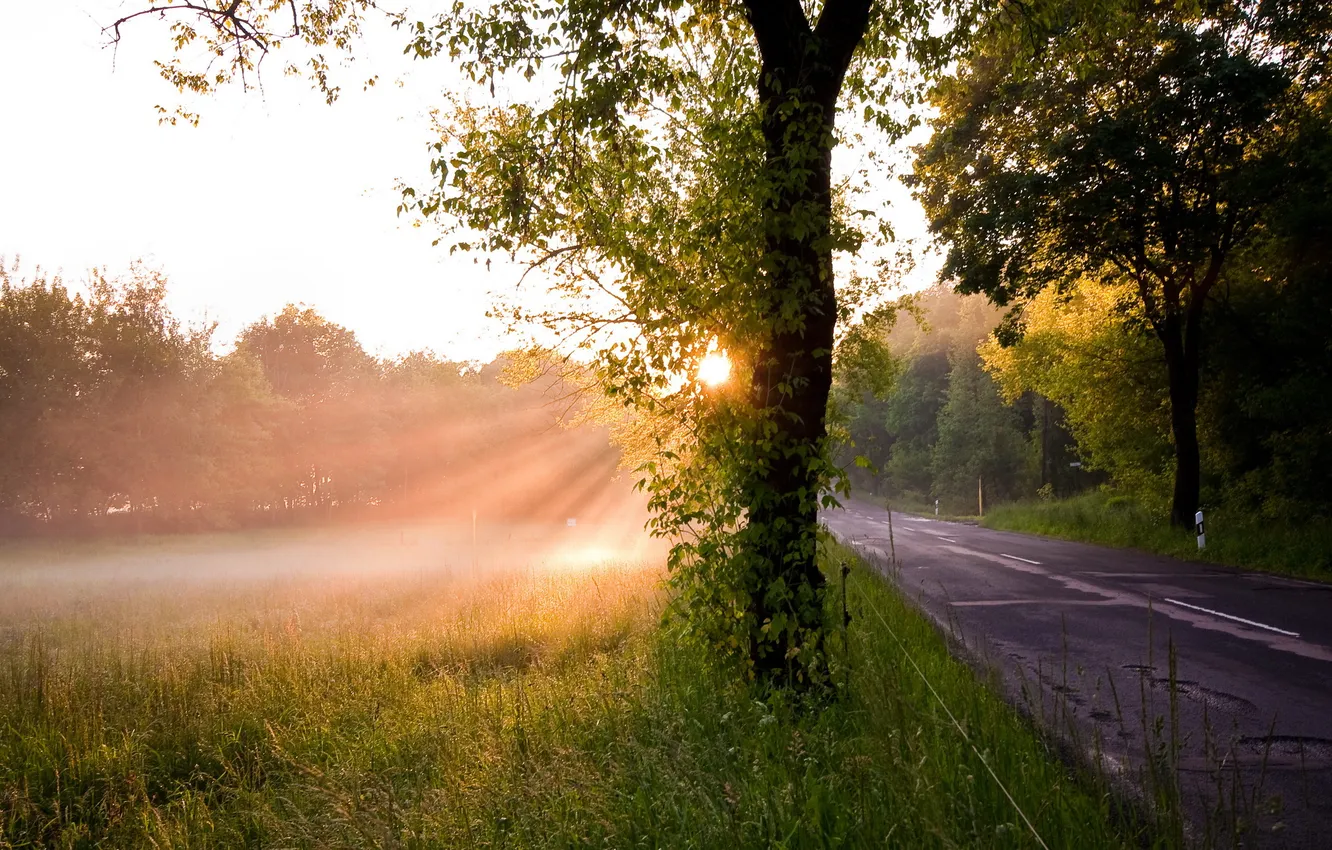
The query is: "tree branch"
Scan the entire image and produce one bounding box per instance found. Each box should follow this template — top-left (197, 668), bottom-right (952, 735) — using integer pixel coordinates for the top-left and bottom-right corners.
top-left (739, 0), bottom-right (810, 72)
top-left (104, 3), bottom-right (273, 53)
top-left (813, 0), bottom-right (875, 93)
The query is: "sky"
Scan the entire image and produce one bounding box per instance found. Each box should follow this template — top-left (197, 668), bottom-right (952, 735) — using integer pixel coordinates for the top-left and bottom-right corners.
top-left (0, 3), bottom-right (938, 363)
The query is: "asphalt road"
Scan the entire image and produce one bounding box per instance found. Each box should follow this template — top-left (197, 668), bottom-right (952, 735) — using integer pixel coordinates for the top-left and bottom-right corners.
top-left (824, 496), bottom-right (1332, 849)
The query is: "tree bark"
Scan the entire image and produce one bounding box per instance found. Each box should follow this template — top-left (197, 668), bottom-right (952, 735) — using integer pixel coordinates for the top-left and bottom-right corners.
top-left (1160, 305), bottom-right (1203, 528)
top-left (741, 0), bottom-right (871, 683)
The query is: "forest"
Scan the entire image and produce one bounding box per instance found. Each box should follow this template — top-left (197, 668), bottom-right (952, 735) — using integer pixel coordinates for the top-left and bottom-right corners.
top-left (0, 261), bottom-right (622, 536)
top-left (841, 266), bottom-right (1332, 528)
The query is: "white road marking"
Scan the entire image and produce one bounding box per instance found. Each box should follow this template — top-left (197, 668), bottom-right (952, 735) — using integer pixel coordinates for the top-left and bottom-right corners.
top-left (1163, 598), bottom-right (1300, 638)
top-left (1081, 571), bottom-right (1239, 579)
top-left (951, 599), bottom-right (1119, 607)
top-left (1000, 553), bottom-right (1042, 566)
top-left (934, 535), bottom-right (957, 543)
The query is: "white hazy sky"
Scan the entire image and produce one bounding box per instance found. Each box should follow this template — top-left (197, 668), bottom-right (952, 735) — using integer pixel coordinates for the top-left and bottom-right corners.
top-left (0, 3), bottom-right (937, 362)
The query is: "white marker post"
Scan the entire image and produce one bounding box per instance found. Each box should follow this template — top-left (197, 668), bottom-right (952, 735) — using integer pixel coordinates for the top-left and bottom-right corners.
top-left (934, 499), bottom-right (939, 516)
top-left (1195, 510), bottom-right (1205, 550)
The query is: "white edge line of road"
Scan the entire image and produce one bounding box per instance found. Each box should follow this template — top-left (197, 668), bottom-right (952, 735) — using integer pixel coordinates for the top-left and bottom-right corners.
top-left (1000, 553), bottom-right (1042, 566)
top-left (1163, 597), bottom-right (1300, 638)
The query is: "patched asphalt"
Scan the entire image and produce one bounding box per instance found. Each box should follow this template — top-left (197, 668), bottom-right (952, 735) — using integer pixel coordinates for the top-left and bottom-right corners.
top-left (824, 497), bottom-right (1332, 849)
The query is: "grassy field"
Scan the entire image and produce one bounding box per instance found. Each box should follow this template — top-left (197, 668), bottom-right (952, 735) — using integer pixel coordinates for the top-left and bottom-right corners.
top-left (982, 491), bottom-right (1332, 581)
top-left (0, 524), bottom-right (1171, 848)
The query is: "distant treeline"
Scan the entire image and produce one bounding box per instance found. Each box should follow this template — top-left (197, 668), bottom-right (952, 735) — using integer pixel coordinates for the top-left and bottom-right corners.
top-left (838, 290), bottom-right (1076, 512)
top-left (0, 263), bottom-right (621, 535)
top-left (841, 282), bottom-right (1332, 520)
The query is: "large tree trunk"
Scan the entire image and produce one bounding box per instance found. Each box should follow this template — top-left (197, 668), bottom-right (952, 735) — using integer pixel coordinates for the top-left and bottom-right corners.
top-left (744, 124), bottom-right (838, 679)
top-left (741, 0), bottom-right (870, 685)
top-left (1161, 307), bottom-right (1203, 528)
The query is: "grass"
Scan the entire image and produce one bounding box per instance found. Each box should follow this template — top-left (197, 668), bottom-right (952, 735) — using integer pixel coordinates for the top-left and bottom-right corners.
top-left (982, 491), bottom-right (1332, 581)
top-left (0, 527), bottom-right (1171, 848)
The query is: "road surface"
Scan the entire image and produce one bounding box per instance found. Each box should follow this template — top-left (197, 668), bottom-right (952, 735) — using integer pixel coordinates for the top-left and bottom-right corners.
top-left (824, 496), bottom-right (1332, 849)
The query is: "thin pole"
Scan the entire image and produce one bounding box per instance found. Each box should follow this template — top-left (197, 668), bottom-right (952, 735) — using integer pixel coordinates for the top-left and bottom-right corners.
top-left (885, 498), bottom-right (897, 566)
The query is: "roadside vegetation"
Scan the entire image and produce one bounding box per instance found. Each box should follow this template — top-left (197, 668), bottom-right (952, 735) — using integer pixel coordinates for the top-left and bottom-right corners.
top-left (983, 492), bottom-right (1332, 581)
top-left (0, 533), bottom-right (1168, 848)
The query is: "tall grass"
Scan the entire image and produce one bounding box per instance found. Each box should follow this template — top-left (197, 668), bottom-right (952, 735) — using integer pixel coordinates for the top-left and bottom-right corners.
top-left (1, 535), bottom-right (1167, 848)
top-left (983, 491), bottom-right (1332, 580)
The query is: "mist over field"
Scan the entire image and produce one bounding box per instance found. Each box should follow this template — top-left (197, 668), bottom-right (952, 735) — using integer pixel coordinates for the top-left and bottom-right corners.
top-left (0, 509), bottom-right (665, 623)
top-left (0, 513), bottom-right (671, 847)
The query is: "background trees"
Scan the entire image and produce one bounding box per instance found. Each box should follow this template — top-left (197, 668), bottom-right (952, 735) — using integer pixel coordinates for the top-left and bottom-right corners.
top-left (980, 279), bottom-right (1174, 506)
top-left (0, 262), bottom-right (621, 535)
top-left (842, 249), bottom-right (1332, 528)
top-left (837, 285), bottom-right (1057, 514)
top-left (931, 351), bottom-right (1031, 508)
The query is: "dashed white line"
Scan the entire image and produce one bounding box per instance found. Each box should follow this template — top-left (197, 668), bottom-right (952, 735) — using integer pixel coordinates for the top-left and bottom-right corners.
top-left (951, 598), bottom-right (1118, 607)
top-left (1163, 598), bottom-right (1300, 638)
top-left (1000, 553), bottom-right (1042, 566)
top-left (934, 535), bottom-right (957, 543)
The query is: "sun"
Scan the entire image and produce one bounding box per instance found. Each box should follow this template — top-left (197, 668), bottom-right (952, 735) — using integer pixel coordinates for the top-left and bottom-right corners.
top-left (698, 351), bottom-right (732, 387)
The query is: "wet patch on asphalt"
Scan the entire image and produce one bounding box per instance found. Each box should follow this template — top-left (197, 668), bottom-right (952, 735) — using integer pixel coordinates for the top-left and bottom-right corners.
top-left (1236, 735), bottom-right (1332, 760)
top-left (1119, 664), bottom-right (1258, 715)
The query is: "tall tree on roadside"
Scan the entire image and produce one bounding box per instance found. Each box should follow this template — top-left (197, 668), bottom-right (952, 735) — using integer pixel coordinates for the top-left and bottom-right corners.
top-left (912, 0), bottom-right (1332, 526)
top-left (111, 0), bottom-right (968, 687)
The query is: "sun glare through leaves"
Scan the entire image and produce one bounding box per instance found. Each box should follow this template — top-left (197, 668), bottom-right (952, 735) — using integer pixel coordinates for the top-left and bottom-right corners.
top-left (698, 352), bottom-right (732, 387)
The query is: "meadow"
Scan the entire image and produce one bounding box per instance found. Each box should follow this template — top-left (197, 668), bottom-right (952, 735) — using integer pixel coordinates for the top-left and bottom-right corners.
top-left (1, 523), bottom-right (1169, 848)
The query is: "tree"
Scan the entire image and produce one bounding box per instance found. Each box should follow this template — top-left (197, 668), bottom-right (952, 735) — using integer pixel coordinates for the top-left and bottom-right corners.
top-left (980, 278), bottom-right (1174, 505)
top-left (0, 263), bottom-right (94, 527)
top-left (236, 305), bottom-right (376, 512)
top-left (112, 0), bottom-right (967, 687)
top-left (931, 348), bottom-right (1030, 510)
top-left (80, 265), bottom-right (214, 524)
top-left (424, 1), bottom-right (896, 685)
top-left (912, 0), bottom-right (1332, 526)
